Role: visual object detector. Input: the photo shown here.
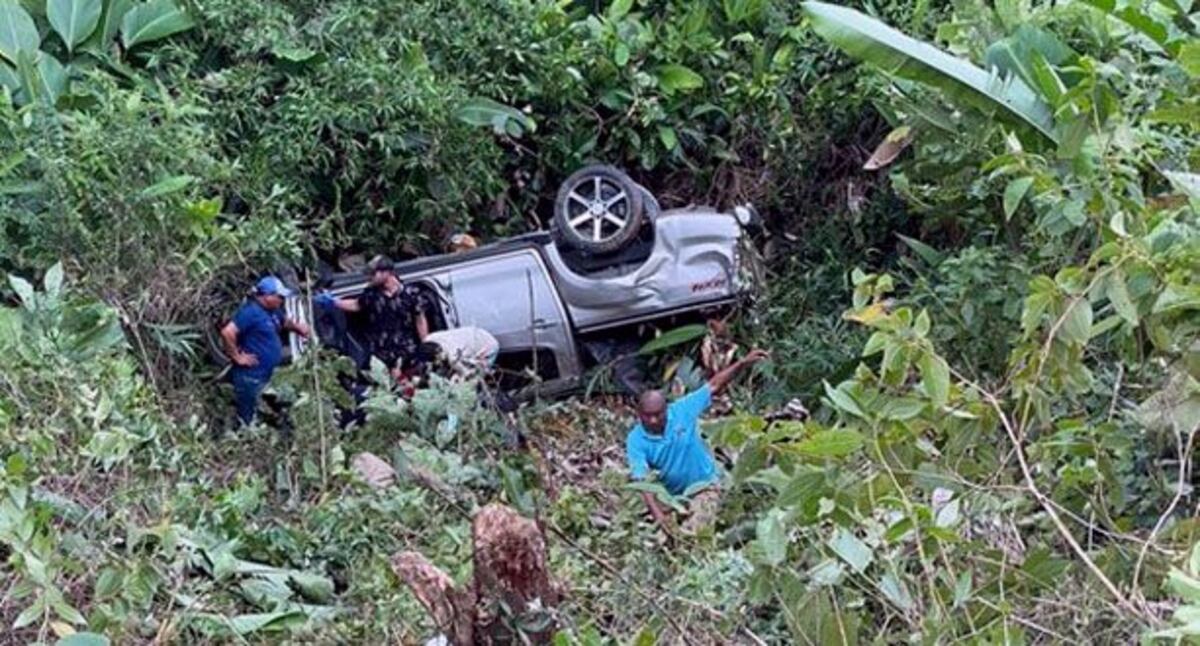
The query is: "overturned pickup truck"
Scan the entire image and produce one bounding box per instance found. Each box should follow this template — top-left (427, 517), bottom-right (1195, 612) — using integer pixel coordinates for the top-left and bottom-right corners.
top-left (288, 165), bottom-right (765, 396)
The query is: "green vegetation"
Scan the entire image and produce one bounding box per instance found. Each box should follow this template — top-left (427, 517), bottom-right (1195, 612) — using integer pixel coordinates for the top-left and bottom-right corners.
top-left (0, 0), bottom-right (1197, 643)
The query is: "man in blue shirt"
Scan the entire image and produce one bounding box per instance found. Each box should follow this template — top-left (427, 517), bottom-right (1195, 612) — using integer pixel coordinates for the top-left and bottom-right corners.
top-left (220, 276), bottom-right (310, 427)
top-left (627, 348), bottom-right (768, 535)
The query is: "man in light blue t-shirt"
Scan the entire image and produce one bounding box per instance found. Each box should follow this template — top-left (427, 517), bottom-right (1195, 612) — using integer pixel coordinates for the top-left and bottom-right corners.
top-left (626, 348), bottom-right (768, 534)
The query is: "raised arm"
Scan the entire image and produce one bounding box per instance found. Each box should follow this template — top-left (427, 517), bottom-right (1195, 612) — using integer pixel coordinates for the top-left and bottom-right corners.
top-left (707, 348), bottom-right (768, 395)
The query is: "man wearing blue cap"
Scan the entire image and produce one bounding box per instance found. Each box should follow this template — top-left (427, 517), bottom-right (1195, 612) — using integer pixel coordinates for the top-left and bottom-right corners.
top-left (220, 276), bottom-right (310, 426)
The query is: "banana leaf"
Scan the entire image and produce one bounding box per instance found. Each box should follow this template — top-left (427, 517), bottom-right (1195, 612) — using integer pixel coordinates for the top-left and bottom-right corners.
top-left (802, 1), bottom-right (1058, 144)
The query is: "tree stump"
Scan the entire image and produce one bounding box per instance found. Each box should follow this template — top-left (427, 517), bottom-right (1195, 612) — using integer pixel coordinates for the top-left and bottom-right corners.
top-left (391, 503), bottom-right (558, 645)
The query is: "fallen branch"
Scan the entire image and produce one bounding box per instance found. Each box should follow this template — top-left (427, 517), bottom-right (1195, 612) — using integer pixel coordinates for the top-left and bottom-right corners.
top-left (954, 369), bottom-right (1149, 621)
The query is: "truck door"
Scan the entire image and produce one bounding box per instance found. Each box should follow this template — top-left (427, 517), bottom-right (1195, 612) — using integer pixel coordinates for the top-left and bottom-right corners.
top-left (448, 251), bottom-right (579, 393)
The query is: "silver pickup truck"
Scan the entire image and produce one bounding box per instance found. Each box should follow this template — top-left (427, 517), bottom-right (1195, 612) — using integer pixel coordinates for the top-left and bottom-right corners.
top-left (287, 166), bottom-right (764, 396)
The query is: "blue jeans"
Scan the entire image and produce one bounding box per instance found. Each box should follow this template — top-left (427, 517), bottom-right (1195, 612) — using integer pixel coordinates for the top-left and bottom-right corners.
top-left (231, 370), bottom-right (269, 426)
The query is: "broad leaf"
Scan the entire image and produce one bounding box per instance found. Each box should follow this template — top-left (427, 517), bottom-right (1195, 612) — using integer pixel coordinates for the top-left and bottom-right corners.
top-left (48, 0), bottom-right (103, 52)
top-left (8, 272), bottom-right (34, 307)
top-left (607, 0), bottom-right (634, 21)
top-left (918, 352), bottom-right (949, 406)
top-left (43, 262), bottom-right (64, 297)
top-left (879, 573), bottom-right (915, 611)
top-left (896, 233), bottom-right (944, 265)
top-left (755, 509), bottom-right (789, 566)
top-left (639, 324), bottom-right (707, 354)
top-left (139, 174), bottom-right (194, 198)
top-left (984, 24), bottom-right (1077, 95)
top-left (120, 0), bottom-right (194, 49)
top-left (1059, 298), bottom-right (1094, 344)
top-left (828, 529), bottom-right (872, 573)
top-left (86, 0), bottom-right (132, 51)
top-left (35, 55), bottom-right (70, 105)
top-left (1080, 0), bottom-right (1177, 55)
top-left (1106, 271), bottom-right (1137, 325)
top-left (802, 1), bottom-right (1057, 143)
top-left (793, 429), bottom-right (864, 458)
top-left (823, 381), bottom-right (866, 418)
top-left (455, 97), bottom-right (536, 137)
top-left (1003, 176), bottom-right (1034, 220)
top-left (656, 64), bottom-right (703, 94)
top-left (0, 2), bottom-right (38, 66)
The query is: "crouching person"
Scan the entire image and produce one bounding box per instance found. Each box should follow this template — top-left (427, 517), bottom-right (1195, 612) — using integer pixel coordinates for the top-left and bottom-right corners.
top-left (626, 349), bottom-right (768, 536)
top-left (419, 325), bottom-right (500, 380)
top-left (220, 276), bottom-right (309, 429)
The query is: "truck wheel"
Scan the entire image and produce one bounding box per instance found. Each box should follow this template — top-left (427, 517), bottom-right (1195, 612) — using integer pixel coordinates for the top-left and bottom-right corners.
top-left (552, 165), bottom-right (645, 255)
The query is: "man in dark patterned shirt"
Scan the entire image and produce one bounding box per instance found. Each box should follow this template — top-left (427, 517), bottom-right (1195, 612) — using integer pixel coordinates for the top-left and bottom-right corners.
top-left (317, 256), bottom-right (429, 379)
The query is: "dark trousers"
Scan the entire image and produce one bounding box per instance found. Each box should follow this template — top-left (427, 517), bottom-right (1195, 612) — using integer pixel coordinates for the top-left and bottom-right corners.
top-left (231, 370), bottom-right (269, 425)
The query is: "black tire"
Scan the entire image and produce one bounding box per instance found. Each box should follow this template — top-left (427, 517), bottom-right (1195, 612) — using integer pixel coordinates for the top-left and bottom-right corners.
top-left (552, 165), bottom-right (645, 255)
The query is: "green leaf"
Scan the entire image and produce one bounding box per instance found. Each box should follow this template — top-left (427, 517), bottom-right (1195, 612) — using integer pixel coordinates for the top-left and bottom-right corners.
top-left (0, 2), bottom-right (38, 66)
top-left (455, 97), bottom-right (536, 137)
top-left (271, 45), bottom-right (320, 64)
top-left (1153, 285), bottom-right (1200, 314)
top-left (120, 0), bottom-right (194, 49)
top-left (1059, 298), bottom-right (1094, 345)
top-left (614, 42), bottom-right (629, 66)
top-left (984, 25), bottom-right (1076, 95)
top-left (139, 174), bottom-right (194, 198)
top-left (808, 559), bottom-right (846, 586)
top-left (57, 633), bottom-right (111, 646)
top-left (639, 324), bottom-right (706, 354)
top-left (935, 498), bottom-right (961, 528)
top-left (802, 1), bottom-right (1057, 143)
top-left (48, 0), bottom-right (103, 52)
top-left (828, 529), bottom-right (873, 573)
top-left (657, 125), bottom-right (678, 151)
top-left (656, 64), bottom-right (703, 94)
top-left (1106, 272), bottom-right (1137, 325)
top-left (755, 509), bottom-right (788, 566)
top-left (879, 396), bottom-right (925, 421)
top-left (794, 429), bottom-right (864, 458)
top-left (1180, 41), bottom-right (1200, 78)
top-left (88, 0), bottom-right (131, 50)
top-left (43, 262), bottom-right (64, 297)
top-left (8, 272), bottom-right (34, 307)
top-left (918, 352), bottom-right (949, 406)
top-left (607, 0), bottom-right (634, 21)
top-left (1079, 0), bottom-right (1175, 55)
top-left (14, 596), bottom-right (44, 628)
top-left (1003, 177), bottom-right (1034, 220)
top-left (52, 597), bottom-right (86, 625)
top-left (896, 233), bottom-right (943, 266)
top-left (187, 610), bottom-right (308, 636)
top-left (953, 571), bottom-right (973, 608)
top-left (879, 573), bottom-right (915, 611)
top-left (823, 381), bottom-right (866, 418)
top-left (34, 55), bottom-right (69, 106)
top-left (288, 572), bottom-right (334, 604)
top-left (1167, 568), bottom-right (1200, 603)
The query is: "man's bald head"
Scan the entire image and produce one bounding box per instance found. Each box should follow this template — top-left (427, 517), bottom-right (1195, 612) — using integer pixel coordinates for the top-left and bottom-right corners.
top-left (638, 389), bottom-right (667, 434)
